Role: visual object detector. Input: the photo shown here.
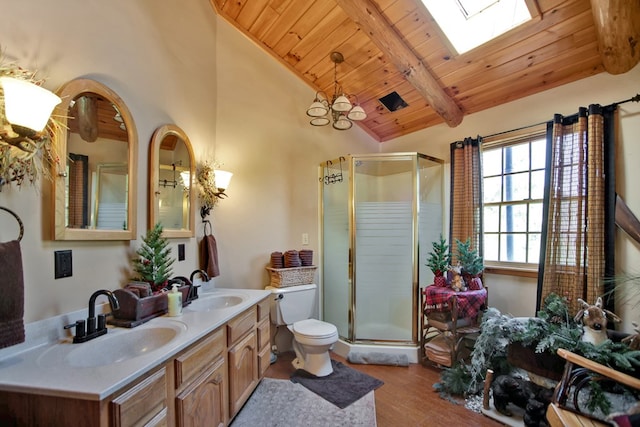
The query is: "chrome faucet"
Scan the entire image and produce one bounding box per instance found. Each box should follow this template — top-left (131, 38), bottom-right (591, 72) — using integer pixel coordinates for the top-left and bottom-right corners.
top-left (65, 289), bottom-right (120, 343)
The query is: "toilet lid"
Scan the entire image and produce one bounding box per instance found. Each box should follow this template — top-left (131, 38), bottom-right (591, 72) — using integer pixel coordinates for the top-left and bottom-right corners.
top-left (293, 319), bottom-right (337, 339)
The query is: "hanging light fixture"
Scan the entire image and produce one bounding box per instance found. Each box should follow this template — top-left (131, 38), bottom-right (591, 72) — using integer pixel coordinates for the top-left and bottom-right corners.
top-left (306, 52), bottom-right (367, 131)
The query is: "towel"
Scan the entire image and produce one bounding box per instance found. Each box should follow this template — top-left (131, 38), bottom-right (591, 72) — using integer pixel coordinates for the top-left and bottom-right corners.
top-left (0, 240), bottom-right (25, 349)
top-left (200, 234), bottom-right (220, 278)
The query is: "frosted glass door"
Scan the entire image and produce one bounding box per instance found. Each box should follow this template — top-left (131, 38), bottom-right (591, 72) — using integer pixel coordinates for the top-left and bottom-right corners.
top-left (322, 168), bottom-right (350, 339)
top-left (353, 157), bottom-right (414, 342)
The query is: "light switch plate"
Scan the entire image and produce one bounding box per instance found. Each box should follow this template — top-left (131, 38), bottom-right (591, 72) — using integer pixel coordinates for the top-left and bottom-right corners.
top-left (54, 250), bottom-right (72, 279)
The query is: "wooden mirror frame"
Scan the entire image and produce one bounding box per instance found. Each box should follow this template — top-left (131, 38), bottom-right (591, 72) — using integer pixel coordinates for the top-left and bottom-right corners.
top-left (149, 124), bottom-right (195, 238)
top-left (51, 79), bottom-right (138, 240)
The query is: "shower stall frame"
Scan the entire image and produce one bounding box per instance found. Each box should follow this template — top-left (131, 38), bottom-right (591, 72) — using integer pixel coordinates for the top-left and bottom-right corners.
top-left (319, 152), bottom-right (445, 363)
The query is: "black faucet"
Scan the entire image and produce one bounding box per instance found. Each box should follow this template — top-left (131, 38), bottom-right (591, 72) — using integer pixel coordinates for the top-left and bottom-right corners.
top-left (65, 289), bottom-right (120, 344)
top-left (167, 270), bottom-right (209, 306)
top-left (189, 269), bottom-right (209, 301)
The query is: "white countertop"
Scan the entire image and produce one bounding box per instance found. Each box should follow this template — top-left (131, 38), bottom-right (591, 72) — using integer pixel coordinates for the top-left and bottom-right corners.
top-left (0, 288), bottom-right (271, 401)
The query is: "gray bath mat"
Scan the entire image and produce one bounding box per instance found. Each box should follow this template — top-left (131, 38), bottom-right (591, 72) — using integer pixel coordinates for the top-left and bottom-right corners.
top-left (347, 351), bottom-right (409, 366)
top-left (230, 378), bottom-right (376, 426)
top-left (290, 360), bottom-right (384, 408)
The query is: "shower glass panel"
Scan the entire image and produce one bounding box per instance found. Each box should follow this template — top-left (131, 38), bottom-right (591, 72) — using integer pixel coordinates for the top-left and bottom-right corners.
top-left (321, 161), bottom-right (350, 339)
top-left (321, 153), bottom-right (443, 346)
top-left (353, 156), bottom-right (414, 341)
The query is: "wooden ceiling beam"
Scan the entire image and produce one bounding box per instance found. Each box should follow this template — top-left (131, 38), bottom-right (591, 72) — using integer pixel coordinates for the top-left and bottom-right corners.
top-left (335, 0), bottom-right (464, 127)
top-left (589, 0), bottom-right (640, 75)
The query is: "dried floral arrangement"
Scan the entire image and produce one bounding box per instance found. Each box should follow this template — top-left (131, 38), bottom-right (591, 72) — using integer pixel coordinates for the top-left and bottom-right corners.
top-left (196, 160), bottom-right (225, 217)
top-left (0, 58), bottom-right (62, 189)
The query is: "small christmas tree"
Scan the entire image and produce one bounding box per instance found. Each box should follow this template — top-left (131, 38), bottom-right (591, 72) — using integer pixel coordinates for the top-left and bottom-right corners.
top-left (455, 238), bottom-right (483, 276)
top-left (455, 238), bottom-right (484, 290)
top-left (132, 223), bottom-right (174, 292)
top-left (426, 234), bottom-right (451, 277)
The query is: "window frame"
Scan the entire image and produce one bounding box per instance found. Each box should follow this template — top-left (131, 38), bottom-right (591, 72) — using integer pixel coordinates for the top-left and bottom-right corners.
top-left (481, 124), bottom-right (547, 276)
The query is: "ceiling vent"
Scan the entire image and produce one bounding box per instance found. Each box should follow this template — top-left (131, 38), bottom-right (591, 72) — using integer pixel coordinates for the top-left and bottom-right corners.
top-left (378, 91), bottom-right (408, 112)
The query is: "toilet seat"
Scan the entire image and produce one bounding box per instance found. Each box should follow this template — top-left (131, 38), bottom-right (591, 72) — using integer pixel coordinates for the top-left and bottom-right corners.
top-left (293, 318), bottom-right (338, 339)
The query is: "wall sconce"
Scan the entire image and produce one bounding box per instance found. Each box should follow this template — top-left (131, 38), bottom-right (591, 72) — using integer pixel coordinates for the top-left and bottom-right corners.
top-left (212, 170), bottom-right (233, 198)
top-left (0, 75), bottom-right (61, 187)
top-left (197, 163), bottom-right (233, 220)
top-left (1, 77), bottom-right (61, 133)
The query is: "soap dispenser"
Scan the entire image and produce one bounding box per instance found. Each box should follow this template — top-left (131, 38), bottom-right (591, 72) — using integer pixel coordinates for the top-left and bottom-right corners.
top-left (168, 284), bottom-right (182, 317)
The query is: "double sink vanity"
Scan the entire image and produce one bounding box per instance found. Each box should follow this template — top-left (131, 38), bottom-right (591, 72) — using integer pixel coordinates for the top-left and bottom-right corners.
top-left (0, 288), bottom-right (272, 426)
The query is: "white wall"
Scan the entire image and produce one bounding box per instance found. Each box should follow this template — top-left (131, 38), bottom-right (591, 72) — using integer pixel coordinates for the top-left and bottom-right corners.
top-left (2, 0), bottom-right (638, 334)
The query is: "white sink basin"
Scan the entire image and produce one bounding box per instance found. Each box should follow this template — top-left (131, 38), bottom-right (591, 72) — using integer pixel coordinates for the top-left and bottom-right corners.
top-left (65, 326), bottom-right (181, 368)
top-left (187, 293), bottom-right (246, 312)
top-left (37, 323), bottom-right (186, 369)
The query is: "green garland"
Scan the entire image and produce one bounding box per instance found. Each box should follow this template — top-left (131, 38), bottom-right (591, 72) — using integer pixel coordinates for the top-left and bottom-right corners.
top-left (436, 293), bottom-right (640, 414)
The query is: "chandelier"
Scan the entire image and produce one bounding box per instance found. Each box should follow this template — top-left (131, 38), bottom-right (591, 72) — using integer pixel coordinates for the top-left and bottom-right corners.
top-left (306, 52), bottom-right (367, 130)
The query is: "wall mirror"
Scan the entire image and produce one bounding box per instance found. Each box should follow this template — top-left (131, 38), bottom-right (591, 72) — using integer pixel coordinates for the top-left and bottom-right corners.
top-left (52, 79), bottom-right (138, 240)
top-left (149, 124), bottom-right (195, 238)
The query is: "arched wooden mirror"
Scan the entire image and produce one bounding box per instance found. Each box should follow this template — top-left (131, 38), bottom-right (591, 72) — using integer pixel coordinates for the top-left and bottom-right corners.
top-left (149, 124), bottom-right (195, 238)
top-left (51, 79), bottom-right (138, 240)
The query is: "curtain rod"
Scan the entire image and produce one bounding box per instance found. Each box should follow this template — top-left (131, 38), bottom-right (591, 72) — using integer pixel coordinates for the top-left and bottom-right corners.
top-left (481, 92), bottom-right (640, 140)
top-left (608, 93), bottom-right (640, 108)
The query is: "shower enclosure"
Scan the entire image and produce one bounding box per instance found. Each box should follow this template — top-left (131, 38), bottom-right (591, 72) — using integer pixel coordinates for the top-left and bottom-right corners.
top-left (320, 153), bottom-right (444, 361)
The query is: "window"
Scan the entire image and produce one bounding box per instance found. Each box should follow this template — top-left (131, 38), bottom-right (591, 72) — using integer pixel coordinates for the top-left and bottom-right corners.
top-left (482, 127), bottom-right (547, 268)
top-left (420, 0), bottom-right (533, 54)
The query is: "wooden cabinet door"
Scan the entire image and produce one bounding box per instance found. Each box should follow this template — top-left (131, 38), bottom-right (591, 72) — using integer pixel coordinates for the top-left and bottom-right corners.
top-left (176, 357), bottom-right (228, 427)
top-left (111, 367), bottom-right (168, 427)
top-left (227, 331), bottom-right (258, 418)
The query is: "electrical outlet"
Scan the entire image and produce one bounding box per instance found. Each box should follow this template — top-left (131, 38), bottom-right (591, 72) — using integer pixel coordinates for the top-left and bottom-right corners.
top-left (302, 233), bottom-right (309, 245)
top-left (178, 244), bottom-right (185, 261)
top-left (54, 250), bottom-right (72, 279)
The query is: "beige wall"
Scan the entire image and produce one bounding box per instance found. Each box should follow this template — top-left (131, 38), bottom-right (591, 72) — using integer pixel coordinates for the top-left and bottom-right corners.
top-left (381, 64), bottom-right (640, 331)
top-left (0, 0), bottom-right (377, 323)
top-left (1, 0), bottom-right (639, 334)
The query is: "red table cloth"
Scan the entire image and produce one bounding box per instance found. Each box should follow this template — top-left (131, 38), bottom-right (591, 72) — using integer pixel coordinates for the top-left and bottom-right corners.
top-left (423, 286), bottom-right (487, 319)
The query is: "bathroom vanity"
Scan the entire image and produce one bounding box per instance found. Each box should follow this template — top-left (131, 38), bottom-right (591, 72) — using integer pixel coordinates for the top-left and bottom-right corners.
top-left (0, 288), bottom-right (271, 426)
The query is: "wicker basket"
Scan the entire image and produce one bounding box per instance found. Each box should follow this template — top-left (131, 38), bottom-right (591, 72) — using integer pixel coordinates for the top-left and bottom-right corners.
top-left (265, 266), bottom-right (317, 288)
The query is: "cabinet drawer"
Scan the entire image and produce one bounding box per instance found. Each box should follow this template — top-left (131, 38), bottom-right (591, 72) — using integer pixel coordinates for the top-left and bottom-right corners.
top-left (175, 327), bottom-right (226, 390)
top-left (257, 317), bottom-right (270, 350)
top-left (257, 297), bottom-right (270, 321)
top-left (111, 366), bottom-right (167, 427)
top-left (227, 307), bottom-right (256, 346)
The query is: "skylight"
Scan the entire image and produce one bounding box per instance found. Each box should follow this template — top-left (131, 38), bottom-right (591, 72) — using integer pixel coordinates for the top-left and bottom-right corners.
top-left (421, 0), bottom-right (532, 54)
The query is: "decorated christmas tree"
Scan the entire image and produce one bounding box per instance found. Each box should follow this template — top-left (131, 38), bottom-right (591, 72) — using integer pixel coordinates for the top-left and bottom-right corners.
top-left (455, 238), bottom-right (483, 276)
top-left (426, 234), bottom-right (451, 277)
top-left (132, 223), bottom-right (174, 292)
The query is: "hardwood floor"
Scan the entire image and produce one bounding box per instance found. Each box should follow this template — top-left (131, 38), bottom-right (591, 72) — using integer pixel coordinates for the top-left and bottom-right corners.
top-left (264, 351), bottom-right (503, 427)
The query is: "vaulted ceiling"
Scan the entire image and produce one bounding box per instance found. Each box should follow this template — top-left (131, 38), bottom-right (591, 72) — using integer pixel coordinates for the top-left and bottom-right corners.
top-left (209, 0), bottom-right (639, 142)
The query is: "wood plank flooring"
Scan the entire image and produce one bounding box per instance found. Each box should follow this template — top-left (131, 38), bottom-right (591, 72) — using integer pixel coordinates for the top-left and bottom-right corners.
top-left (265, 351), bottom-right (503, 426)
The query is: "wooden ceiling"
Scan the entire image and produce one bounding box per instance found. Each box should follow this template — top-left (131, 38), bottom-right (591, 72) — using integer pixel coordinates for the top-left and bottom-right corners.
top-left (209, 0), bottom-right (639, 142)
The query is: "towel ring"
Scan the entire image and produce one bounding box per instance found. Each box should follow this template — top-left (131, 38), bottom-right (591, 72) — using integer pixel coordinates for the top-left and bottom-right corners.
top-left (203, 219), bottom-right (212, 236)
top-left (0, 206), bottom-right (24, 242)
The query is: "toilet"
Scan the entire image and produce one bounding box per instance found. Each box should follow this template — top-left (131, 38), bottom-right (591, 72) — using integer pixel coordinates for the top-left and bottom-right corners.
top-left (267, 283), bottom-right (338, 377)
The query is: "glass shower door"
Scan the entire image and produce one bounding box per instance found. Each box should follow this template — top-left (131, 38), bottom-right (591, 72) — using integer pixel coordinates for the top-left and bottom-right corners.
top-left (321, 162), bottom-right (350, 339)
top-left (353, 156), bottom-right (415, 342)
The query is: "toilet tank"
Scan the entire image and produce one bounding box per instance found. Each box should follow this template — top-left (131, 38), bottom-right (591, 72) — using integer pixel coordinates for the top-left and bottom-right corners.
top-left (266, 283), bottom-right (317, 326)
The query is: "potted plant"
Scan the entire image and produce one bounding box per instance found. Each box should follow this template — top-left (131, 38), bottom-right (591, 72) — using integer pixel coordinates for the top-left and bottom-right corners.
top-left (132, 223), bottom-right (175, 293)
top-left (427, 234), bottom-right (451, 287)
top-left (455, 238), bottom-right (484, 290)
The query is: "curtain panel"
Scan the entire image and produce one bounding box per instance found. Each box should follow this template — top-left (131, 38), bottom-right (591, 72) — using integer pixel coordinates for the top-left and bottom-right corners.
top-left (449, 137), bottom-right (483, 260)
top-left (537, 105), bottom-right (616, 313)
